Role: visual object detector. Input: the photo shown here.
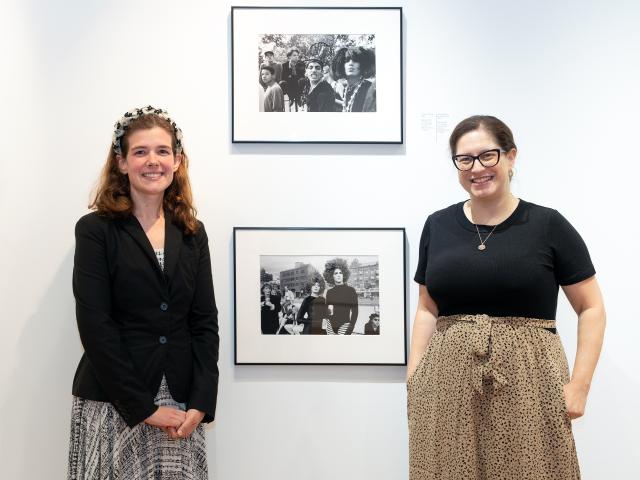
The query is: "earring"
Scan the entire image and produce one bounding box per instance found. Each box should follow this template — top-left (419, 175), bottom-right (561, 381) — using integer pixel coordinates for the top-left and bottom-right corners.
top-left (508, 168), bottom-right (514, 180)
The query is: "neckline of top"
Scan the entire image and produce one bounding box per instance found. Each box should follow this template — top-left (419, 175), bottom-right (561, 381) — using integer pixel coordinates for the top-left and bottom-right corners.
top-left (455, 198), bottom-right (526, 233)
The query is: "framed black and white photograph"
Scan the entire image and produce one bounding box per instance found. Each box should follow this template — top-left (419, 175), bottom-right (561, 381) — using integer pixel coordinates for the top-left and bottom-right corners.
top-left (233, 228), bottom-right (407, 365)
top-left (231, 7), bottom-right (403, 143)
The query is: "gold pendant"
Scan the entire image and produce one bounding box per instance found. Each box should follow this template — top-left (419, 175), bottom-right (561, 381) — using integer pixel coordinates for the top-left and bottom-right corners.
top-left (478, 244), bottom-right (486, 251)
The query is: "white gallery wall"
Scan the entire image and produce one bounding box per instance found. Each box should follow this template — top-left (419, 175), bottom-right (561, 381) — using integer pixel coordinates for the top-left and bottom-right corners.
top-left (1, 0), bottom-right (639, 478)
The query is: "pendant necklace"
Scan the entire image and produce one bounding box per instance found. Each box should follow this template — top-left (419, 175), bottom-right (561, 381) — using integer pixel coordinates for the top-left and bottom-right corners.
top-left (475, 223), bottom-right (498, 251)
top-left (344, 77), bottom-right (364, 112)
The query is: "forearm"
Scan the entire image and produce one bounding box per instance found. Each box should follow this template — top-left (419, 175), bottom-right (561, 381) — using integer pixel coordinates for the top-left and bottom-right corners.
top-left (189, 311), bottom-right (219, 421)
top-left (570, 305), bottom-right (606, 390)
top-left (346, 300), bottom-right (358, 335)
top-left (296, 300), bottom-right (308, 321)
top-left (407, 308), bottom-right (437, 378)
top-left (74, 218), bottom-right (156, 426)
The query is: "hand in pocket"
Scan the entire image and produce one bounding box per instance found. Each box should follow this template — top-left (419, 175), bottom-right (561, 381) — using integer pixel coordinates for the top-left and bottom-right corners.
top-left (562, 381), bottom-right (589, 420)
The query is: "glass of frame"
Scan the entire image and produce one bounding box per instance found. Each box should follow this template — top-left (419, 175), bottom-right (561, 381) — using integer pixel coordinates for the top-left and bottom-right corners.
top-left (233, 227), bottom-right (407, 365)
top-left (231, 6), bottom-right (403, 143)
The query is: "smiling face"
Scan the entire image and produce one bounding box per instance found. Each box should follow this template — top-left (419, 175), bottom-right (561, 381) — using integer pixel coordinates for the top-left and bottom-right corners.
top-left (455, 128), bottom-right (515, 202)
top-left (117, 127), bottom-right (181, 202)
top-left (333, 268), bottom-right (344, 285)
top-left (306, 61), bottom-right (323, 82)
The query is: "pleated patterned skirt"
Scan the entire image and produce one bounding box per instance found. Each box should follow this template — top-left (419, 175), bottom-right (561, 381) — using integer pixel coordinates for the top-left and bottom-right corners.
top-left (67, 376), bottom-right (208, 480)
top-left (407, 314), bottom-right (580, 480)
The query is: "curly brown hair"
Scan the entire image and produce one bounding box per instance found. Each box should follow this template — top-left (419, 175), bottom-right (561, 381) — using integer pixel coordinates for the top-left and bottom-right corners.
top-left (90, 113), bottom-right (199, 234)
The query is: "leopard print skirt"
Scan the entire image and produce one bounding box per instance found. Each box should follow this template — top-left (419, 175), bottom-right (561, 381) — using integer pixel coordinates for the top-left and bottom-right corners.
top-left (407, 314), bottom-right (580, 480)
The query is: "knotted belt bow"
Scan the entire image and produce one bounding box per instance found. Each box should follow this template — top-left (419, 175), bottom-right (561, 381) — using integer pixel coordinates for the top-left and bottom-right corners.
top-left (438, 314), bottom-right (557, 396)
top-left (467, 314), bottom-right (510, 395)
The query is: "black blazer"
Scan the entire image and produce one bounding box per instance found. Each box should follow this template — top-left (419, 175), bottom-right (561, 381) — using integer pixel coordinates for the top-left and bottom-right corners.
top-left (71, 212), bottom-right (219, 427)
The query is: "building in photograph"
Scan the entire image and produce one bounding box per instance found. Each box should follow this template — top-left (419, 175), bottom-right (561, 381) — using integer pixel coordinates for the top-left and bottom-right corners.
top-left (279, 262), bottom-right (316, 296)
top-left (350, 259), bottom-right (379, 300)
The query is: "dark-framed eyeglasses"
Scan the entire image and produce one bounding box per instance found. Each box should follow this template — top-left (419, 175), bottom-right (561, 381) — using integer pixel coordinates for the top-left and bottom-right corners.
top-left (452, 148), bottom-right (503, 171)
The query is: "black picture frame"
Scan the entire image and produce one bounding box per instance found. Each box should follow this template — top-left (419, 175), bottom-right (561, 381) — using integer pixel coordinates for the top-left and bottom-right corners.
top-left (233, 227), bottom-right (407, 365)
top-left (231, 6), bottom-right (404, 144)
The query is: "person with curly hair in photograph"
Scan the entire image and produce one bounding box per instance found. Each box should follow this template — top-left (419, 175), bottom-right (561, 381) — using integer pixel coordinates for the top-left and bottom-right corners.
top-left (323, 258), bottom-right (359, 335)
top-left (331, 46), bottom-right (376, 112)
top-left (297, 274), bottom-right (328, 335)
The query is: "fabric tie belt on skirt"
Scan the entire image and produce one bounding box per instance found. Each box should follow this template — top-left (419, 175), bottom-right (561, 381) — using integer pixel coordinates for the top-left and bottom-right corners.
top-left (436, 314), bottom-right (557, 395)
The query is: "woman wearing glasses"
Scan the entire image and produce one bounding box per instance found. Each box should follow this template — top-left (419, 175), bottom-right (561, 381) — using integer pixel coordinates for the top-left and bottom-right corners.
top-left (407, 115), bottom-right (605, 479)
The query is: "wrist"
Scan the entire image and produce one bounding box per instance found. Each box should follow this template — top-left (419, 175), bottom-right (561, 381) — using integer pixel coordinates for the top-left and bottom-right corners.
top-left (568, 378), bottom-right (591, 393)
top-left (189, 409), bottom-right (206, 420)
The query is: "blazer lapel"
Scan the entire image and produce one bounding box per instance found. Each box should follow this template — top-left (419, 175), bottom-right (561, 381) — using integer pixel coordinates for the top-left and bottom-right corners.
top-left (120, 215), bottom-right (164, 278)
top-left (164, 214), bottom-right (182, 281)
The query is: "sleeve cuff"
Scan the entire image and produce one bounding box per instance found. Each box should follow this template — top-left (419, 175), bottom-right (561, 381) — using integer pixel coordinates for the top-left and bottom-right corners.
top-left (113, 400), bottom-right (158, 428)
top-left (188, 388), bottom-right (218, 424)
top-left (559, 268), bottom-right (596, 286)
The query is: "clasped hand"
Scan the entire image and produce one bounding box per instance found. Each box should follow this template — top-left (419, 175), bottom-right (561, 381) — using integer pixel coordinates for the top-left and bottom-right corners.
top-left (144, 406), bottom-right (205, 439)
top-left (563, 381), bottom-right (589, 420)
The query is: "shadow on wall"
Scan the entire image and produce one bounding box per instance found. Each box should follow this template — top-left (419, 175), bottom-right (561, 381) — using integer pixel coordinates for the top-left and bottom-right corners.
top-left (225, 238), bottom-right (409, 383)
top-left (2, 249), bottom-right (80, 478)
top-left (572, 351), bottom-right (640, 476)
top-left (230, 143), bottom-right (407, 157)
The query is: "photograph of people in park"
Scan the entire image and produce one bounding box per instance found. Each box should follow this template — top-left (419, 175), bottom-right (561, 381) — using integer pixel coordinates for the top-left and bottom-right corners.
top-left (260, 255), bottom-right (380, 335)
top-left (257, 34), bottom-right (376, 113)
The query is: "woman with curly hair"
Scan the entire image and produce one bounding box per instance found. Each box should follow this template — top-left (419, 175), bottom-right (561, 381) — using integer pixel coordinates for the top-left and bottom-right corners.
top-left (296, 274), bottom-right (328, 335)
top-left (68, 106), bottom-right (219, 479)
top-left (331, 46), bottom-right (376, 112)
top-left (323, 258), bottom-right (359, 335)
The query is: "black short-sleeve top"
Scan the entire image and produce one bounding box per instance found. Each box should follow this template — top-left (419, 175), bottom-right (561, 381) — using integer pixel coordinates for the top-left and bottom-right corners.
top-left (414, 200), bottom-right (595, 320)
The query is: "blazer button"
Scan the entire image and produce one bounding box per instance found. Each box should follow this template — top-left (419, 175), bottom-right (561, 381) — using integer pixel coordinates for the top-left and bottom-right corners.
top-left (159, 336), bottom-right (167, 344)
top-left (160, 302), bottom-right (168, 311)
